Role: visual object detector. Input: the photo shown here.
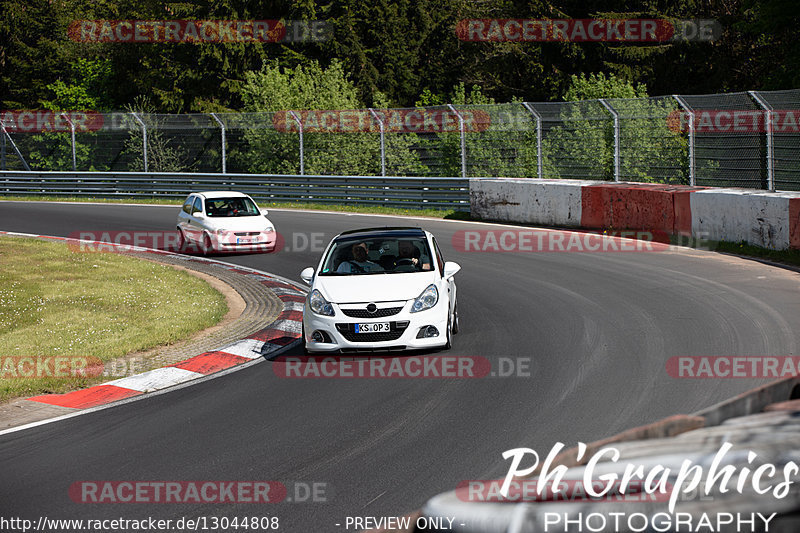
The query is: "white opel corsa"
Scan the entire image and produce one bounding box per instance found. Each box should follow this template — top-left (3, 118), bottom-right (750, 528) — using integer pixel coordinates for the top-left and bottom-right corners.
top-left (176, 191), bottom-right (277, 253)
top-left (300, 227), bottom-right (461, 353)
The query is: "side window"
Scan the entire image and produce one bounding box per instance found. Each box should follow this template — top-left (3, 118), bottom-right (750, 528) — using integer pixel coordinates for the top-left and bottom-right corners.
top-left (192, 197), bottom-right (202, 214)
top-left (432, 237), bottom-right (445, 275)
top-left (182, 196), bottom-right (194, 214)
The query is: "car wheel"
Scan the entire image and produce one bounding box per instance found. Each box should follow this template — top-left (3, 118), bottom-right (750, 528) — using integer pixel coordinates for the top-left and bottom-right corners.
top-left (444, 313), bottom-right (452, 350)
top-left (302, 324), bottom-right (310, 355)
top-left (451, 300), bottom-right (459, 334)
top-left (176, 228), bottom-right (186, 252)
top-left (202, 233), bottom-right (214, 255)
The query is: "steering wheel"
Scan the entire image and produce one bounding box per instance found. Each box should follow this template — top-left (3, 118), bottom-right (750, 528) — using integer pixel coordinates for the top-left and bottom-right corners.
top-left (395, 258), bottom-right (414, 266)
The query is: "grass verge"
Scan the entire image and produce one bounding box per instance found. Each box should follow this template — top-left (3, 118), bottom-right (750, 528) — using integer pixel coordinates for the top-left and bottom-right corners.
top-left (0, 236), bottom-right (227, 403)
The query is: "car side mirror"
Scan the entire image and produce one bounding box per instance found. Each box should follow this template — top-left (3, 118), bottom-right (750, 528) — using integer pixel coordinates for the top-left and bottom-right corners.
top-left (443, 261), bottom-right (461, 279)
top-left (192, 210), bottom-right (205, 218)
top-left (260, 208), bottom-right (269, 216)
top-left (300, 267), bottom-right (315, 284)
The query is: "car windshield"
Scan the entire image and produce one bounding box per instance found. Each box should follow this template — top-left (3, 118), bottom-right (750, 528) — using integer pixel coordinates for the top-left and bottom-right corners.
top-left (205, 197), bottom-right (260, 217)
top-left (319, 236), bottom-right (434, 275)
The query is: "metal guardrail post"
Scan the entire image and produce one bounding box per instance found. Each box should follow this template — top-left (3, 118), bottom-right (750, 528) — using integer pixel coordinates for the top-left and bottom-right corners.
top-left (673, 95), bottom-right (696, 187)
top-left (1, 125), bottom-right (5, 171)
top-left (368, 108), bottom-right (386, 177)
top-left (209, 113), bottom-right (226, 174)
top-left (749, 91), bottom-right (775, 191)
top-left (599, 99), bottom-right (620, 182)
top-left (522, 102), bottom-right (543, 179)
top-left (288, 110), bottom-right (304, 175)
top-left (60, 113), bottom-right (77, 171)
top-left (130, 113), bottom-right (148, 172)
top-left (446, 104), bottom-right (467, 179)
top-left (0, 124), bottom-right (31, 171)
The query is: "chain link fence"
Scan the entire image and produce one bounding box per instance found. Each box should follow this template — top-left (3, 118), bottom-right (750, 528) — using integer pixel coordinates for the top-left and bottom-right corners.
top-left (2, 89), bottom-right (799, 190)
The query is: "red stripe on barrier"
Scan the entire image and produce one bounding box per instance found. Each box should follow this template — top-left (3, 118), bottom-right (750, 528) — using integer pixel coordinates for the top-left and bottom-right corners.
top-left (28, 385), bottom-right (140, 409)
top-left (171, 351), bottom-right (250, 374)
top-left (582, 183), bottom-right (707, 236)
top-left (790, 198), bottom-right (800, 250)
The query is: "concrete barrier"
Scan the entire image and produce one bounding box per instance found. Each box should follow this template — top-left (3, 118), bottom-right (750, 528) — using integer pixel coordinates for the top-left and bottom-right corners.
top-left (469, 178), bottom-right (800, 251)
top-left (470, 178), bottom-right (591, 227)
top-left (692, 189), bottom-right (800, 250)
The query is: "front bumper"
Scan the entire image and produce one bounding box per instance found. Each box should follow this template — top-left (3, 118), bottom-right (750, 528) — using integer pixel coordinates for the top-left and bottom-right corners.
top-left (303, 300), bottom-right (449, 352)
top-left (214, 232), bottom-right (276, 253)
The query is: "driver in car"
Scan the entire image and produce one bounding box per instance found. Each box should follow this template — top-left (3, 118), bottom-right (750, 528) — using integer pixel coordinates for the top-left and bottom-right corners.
top-left (337, 242), bottom-right (381, 273)
top-left (394, 240), bottom-right (431, 270)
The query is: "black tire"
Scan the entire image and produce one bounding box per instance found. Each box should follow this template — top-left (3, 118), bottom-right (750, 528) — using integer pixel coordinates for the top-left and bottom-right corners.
top-left (202, 233), bottom-right (214, 255)
top-left (176, 228), bottom-right (186, 252)
top-left (451, 301), bottom-right (459, 334)
top-left (444, 314), bottom-right (452, 350)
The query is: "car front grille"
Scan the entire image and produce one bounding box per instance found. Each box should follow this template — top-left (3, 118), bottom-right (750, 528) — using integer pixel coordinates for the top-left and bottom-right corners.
top-left (342, 306), bottom-right (403, 318)
top-left (234, 231), bottom-right (261, 236)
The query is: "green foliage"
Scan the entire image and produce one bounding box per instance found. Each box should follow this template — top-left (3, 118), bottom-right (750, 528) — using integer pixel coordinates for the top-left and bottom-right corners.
top-left (122, 96), bottom-right (193, 172)
top-left (239, 60), bottom-right (422, 175)
top-left (542, 73), bottom-right (689, 183)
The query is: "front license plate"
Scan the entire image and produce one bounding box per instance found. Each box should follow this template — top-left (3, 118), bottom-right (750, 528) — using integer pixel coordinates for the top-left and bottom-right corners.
top-left (236, 237), bottom-right (255, 244)
top-left (355, 322), bottom-right (391, 333)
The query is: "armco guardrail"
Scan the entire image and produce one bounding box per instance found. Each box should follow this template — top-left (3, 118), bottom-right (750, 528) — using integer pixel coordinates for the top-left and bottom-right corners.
top-left (0, 171), bottom-right (469, 210)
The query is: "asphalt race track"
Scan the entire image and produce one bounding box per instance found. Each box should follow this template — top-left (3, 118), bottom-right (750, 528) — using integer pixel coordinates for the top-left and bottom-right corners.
top-left (1, 201), bottom-right (799, 532)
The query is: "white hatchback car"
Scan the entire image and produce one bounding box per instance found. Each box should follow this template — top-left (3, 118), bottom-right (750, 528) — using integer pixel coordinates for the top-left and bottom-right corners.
top-left (177, 191), bottom-right (277, 253)
top-left (300, 227), bottom-right (461, 353)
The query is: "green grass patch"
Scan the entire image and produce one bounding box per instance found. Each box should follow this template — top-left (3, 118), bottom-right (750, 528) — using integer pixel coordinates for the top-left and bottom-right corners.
top-left (0, 195), bottom-right (470, 219)
top-left (711, 240), bottom-right (800, 268)
top-left (0, 236), bottom-right (227, 402)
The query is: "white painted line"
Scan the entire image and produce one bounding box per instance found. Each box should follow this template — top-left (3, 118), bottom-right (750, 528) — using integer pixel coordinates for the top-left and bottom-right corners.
top-left (221, 338), bottom-right (267, 359)
top-left (105, 367), bottom-right (202, 392)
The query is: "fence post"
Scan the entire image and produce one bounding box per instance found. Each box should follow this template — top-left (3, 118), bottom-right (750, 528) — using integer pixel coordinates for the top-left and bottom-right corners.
top-left (288, 110), bottom-right (304, 175)
top-left (522, 102), bottom-right (543, 179)
top-left (1, 124), bottom-right (5, 170)
top-left (749, 91), bottom-right (775, 191)
top-left (673, 95), bottom-right (696, 187)
top-left (447, 104), bottom-right (467, 178)
top-left (368, 108), bottom-right (386, 177)
top-left (0, 124), bottom-right (31, 171)
top-left (60, 113), bottom-right (77, 171)
top-left (599, 99), bottom-right (620, 181)
top-left (209, 113), bottom-right (226, 174)
top-left (130, 112), bottom-right (148, 172)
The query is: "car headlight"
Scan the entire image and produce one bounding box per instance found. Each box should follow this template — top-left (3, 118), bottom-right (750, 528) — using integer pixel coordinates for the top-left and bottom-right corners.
top-left (411, 284), bottom-right (438, 313)
top-left (309, 289), bottom-right (334, 316)
top-left (215, 228), bottom-right (227, 235)
top-left (264, 226), bottom-right (274, 233)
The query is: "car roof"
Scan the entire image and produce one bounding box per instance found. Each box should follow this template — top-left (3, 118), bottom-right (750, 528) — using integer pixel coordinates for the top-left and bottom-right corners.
top-left (335, 227), bottom-right (427, 241)
top-left (195, 191), bottom-right (250, 199)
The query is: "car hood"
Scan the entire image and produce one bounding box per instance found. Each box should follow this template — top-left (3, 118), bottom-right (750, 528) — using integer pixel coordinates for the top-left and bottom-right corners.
top-left (315, 271), bottom-right (439, 304)
top-left (204, 216), bottom-right (273, 231)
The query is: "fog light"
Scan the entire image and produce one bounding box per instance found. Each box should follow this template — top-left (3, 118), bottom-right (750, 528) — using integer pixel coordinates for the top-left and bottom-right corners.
top-left (416, 326), bottom-right (439, 339)
top-left (311, 330), bottom-right (325, 343)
